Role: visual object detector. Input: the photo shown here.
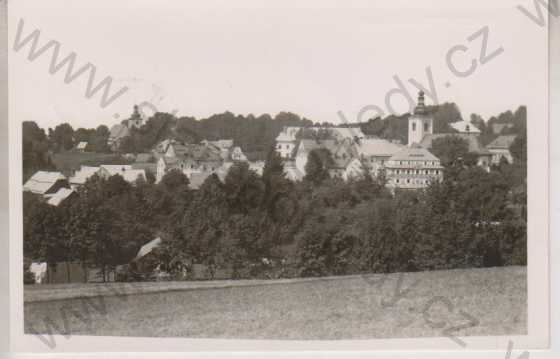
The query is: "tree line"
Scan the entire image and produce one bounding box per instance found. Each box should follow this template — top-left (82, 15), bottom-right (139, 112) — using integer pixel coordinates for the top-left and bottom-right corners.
top-left (24, 132), bottom-right (527, 281)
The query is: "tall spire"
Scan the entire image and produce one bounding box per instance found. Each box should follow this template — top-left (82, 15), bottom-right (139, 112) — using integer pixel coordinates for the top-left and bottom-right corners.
top-left (414, 91), bottom-right (427, 115)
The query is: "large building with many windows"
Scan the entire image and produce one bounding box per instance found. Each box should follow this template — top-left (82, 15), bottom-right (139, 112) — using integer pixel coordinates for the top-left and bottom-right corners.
top-left (385, 145), bottom-right (443, 190)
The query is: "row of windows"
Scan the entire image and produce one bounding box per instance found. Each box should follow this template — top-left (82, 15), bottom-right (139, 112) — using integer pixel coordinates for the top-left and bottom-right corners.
top-left (392, 169), bottom-right (440, 175)
top-left (394, 178), bottom-right (430, 185)
top-left (179, 163), bottom-right (216, 171)
top-left (276, 144), bottom-right (293, 150)
top-left (393, 160), bottom-right (438, 166)
top-left (411, 122), bottom-right (430, 132)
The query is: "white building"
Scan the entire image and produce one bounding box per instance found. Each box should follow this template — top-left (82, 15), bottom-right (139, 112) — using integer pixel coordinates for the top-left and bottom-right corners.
top-left (486, 135), bottom-right (517, 164)
top-left (98, 165), bottom-right (147, 184)
top-left (408, 91), bottom-right (433, 146)
top-left (275, 127), bottom-right (301, 159)
top-left (385, 146), bottom-right (443, 190)
top-left (69, 166), bottom-right (101, 188)
top-left (23, 171), bottom-right (69, 196)
top-left (450, 120), bottom-right (481, 134)
top-left (355, 138), bottom-right (404, 176)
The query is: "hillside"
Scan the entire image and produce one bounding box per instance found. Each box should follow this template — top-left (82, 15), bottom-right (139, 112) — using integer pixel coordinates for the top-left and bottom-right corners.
top-left (22, 104), bottom-right (527, 179)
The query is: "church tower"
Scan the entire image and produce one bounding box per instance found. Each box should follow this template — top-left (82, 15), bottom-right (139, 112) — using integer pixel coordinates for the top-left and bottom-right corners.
top-left (408, 91), bottom-right (433, 146)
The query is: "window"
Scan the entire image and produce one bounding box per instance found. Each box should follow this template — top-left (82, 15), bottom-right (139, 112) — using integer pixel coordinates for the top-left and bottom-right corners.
top-left (396, 179), bottom-right (400, 183)
top-left (466, 125), bottom-right (470, 132)
top-left (436, 170), bottom-right (439, 175)
top-left (424, 122), bottom-right (429, 131)
top-left (425, 170), bottom-right (428, 174)
top-left (406, 179), bottom-right (410, 184)
top-left (412, 123), bottom-right (416, 131)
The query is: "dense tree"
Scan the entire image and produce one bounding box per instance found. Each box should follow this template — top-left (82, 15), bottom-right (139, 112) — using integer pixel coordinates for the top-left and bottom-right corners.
top-left (224, 162), bottom-right (264, 214)
top-left (510, 132), bottom-right (527, 164)
top-left (22, 105), bottom-right (528, 282)
top-left (48, 123), bottom-right (75, 151)
top-left (430, 136), bottom-right (479, 185)
top-left (304, 148), bottom-right (333, 185)
top-left (22, 121), bottom-right (55, 181)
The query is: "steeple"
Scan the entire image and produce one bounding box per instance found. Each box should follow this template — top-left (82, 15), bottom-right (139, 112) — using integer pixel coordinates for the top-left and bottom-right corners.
top-left (408, 91), bottom-right (433, 146)
top-left (414, 91), bottom-right (427, 115)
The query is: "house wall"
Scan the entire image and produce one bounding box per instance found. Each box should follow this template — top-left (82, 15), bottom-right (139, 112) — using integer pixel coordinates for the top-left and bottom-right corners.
top-left (276, 141), bottom-right (295, 159)
top-left (489, 149), bottom-right (513, 165)
top-left (385, 161), bottom-right (443, 189)
top-left (408, 114), bottom-right (433, 146)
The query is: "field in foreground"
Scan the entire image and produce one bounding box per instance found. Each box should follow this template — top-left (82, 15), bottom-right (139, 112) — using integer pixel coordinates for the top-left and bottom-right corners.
top-left (24, 266), bottom-right (527, 340)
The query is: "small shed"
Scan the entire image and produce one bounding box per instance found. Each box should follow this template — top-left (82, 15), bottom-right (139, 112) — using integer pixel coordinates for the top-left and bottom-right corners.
top-left (76, 141), bottom-right (88, 152)
top-left (47, 187), bottom-right (75, 206)
top-left (23, 171), bottom-right (69, 196)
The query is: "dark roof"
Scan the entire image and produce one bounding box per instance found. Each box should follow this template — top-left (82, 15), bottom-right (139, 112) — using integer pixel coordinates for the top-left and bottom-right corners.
top-left (486, 135), bottom-right (517, 149)
top-left (389, 146), bottom-right (441, 162)
top-left (170, 143), bottom-right (223, 162)
top-left (135, 153), bottom-right (153, 162)
top-left (109, 124), bottom-right (129, 140)
top-left (132, 162), bottom-right (157, 173)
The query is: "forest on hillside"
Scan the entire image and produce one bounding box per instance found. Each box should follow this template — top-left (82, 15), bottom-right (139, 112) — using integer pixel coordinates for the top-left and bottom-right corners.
top-left (23, 104), bottom-right (527, 181)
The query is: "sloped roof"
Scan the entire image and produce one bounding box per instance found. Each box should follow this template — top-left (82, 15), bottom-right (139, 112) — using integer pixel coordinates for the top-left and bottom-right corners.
top-left (487, 135), bottom-right (517, 149)
top-left (284, 164), bottom-right (304, 181)
top-left (330, 127), bottom-right (365, 139)
top-left (69, 166), bottom-right (100, 185)
top-left (297, 139), bottom-right (338, 155)
top-left (276, 131), bottom-right (296, 142)
top-left (275, 126), bottom-right (305, 142)
top-left (491, 123), bottom-right (514, 135)
top-left (330, 142), bottom-right (359, 169)
top-left (133, 237), bottom-right (162, 262)
top-left (161, 156), bottom-right (180, 166)
top-left (100, 165), bottom-right (133, 175)
top-left (189, 171), bottom-right (227, 190)
top-left (47, 188), bottom-right (75, 206)
top-left (23, 171), bottom-right (67, 194)
top-left (155, 138), bottom-right (174, 153)
top-left (135, 153), bottom-right (153, 162)
top-left (450, 120), bottom-right (481, 133)
top-left (76, 141), bottom-right (88, 150)
top-left (356, 138), bottom-right (404, 157)
top-left (109, 124), bottom-right (130, 140)
top-left (120, 169), bottom-right (146, 183)
top-left (208, 139), bottom-right (234, 149)
top-left (389, 146), bottom-right (441, 162)
top-left (132, 162), bottom-right (157, 173)
top-left (169, 143), bottom-right (223, 162)
top-left (420, 133), bottom-right (491, 155)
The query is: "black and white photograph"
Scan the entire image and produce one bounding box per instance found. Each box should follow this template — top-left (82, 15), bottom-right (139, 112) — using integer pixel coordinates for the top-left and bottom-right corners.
top-left (6, 0), bottom-right (552, 353)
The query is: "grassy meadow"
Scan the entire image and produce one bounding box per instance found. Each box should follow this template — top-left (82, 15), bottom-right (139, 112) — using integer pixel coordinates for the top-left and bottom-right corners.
top-left (24, 266), bottom-right (527, 340)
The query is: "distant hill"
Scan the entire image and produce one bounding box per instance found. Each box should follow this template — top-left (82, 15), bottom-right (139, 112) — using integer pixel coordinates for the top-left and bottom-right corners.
top-left (22, 104), bottom-right (527, 179)
top-left (120, 111), bottom-right (313, 161)
top-left (357, 103), bottom-right (526, 146)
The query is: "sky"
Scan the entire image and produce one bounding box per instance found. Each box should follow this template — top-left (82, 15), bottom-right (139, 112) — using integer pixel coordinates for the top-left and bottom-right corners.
top-left (8, 0), bottom-right (548, 130)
